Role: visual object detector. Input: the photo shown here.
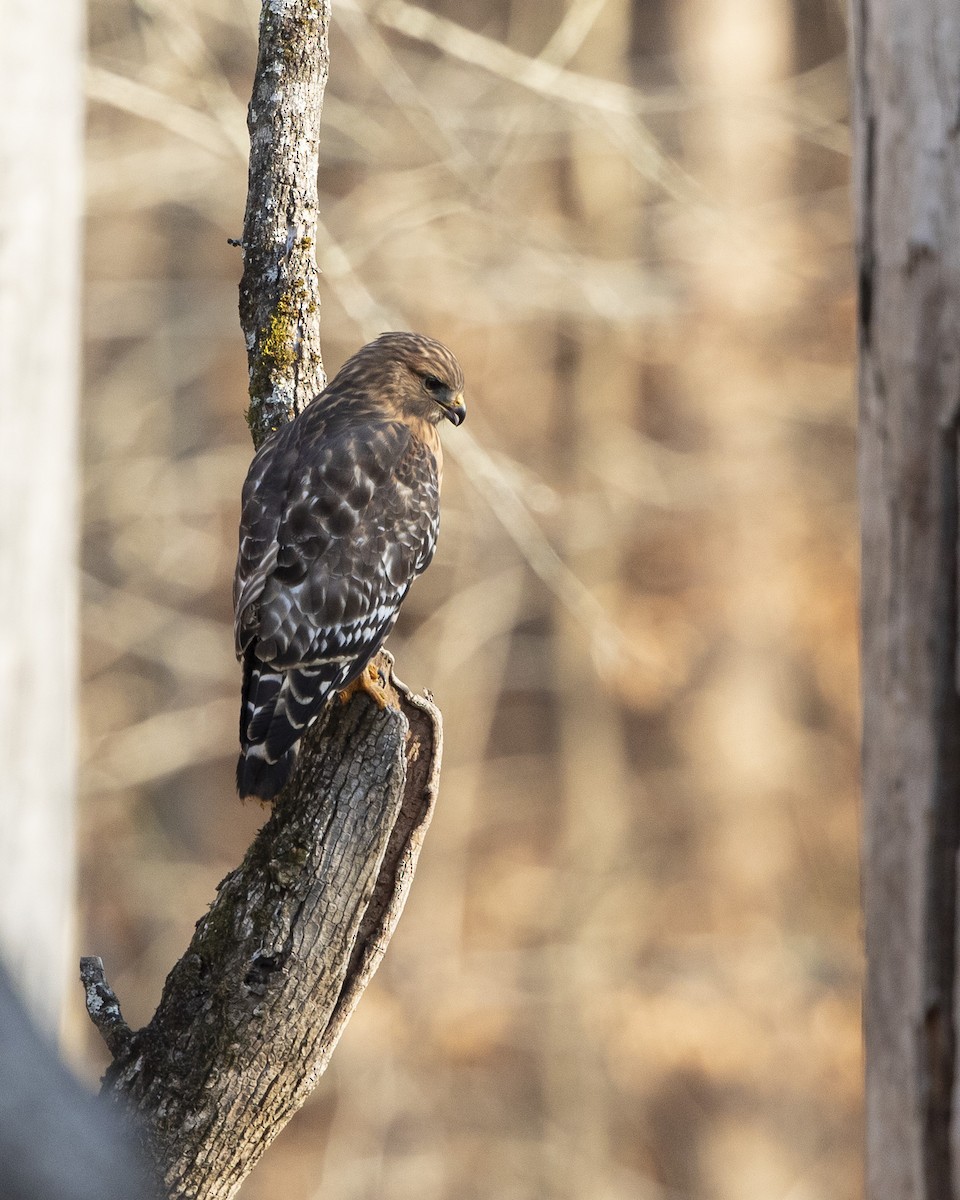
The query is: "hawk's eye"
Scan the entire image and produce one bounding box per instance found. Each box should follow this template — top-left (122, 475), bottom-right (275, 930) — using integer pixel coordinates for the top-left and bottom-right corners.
top-left (423, 374), bottom-right (445, 395)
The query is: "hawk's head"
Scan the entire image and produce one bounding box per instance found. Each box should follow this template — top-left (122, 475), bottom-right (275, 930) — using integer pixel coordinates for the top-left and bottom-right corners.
top-left (336, 332), bottom-right (466, 427)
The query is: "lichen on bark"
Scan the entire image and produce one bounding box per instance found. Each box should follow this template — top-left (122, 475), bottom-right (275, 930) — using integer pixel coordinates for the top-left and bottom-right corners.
top-left (239, 0), bottom-right (329, 450)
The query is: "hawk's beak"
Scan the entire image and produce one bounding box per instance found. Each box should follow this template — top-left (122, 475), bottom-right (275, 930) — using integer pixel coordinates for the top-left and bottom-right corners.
top-left (441, 393), bottom-right (466, 426)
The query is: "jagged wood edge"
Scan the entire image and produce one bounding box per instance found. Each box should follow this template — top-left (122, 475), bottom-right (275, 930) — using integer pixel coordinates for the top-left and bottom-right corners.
top-left (314, 667), bottom-right (443, 1066)
top-left (87, 654), bottom-right (441, 1200)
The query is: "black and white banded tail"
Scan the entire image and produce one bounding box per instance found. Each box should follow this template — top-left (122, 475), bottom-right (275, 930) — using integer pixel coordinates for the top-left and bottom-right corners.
top-left (236, 646), bottom-right (354, 800)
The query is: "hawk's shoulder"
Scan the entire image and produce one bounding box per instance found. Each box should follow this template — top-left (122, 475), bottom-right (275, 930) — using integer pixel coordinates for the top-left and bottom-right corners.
top-left (234, 399), bottom-right (440, 663)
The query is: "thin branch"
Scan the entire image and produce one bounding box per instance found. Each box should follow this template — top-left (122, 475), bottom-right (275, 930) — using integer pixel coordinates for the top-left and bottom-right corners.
top-left (79, 956), bottom-right (134, 1060)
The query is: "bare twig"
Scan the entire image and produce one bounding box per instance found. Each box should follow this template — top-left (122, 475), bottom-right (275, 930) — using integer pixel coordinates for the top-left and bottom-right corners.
top-left (79, 956), bottom-right (134, 1060)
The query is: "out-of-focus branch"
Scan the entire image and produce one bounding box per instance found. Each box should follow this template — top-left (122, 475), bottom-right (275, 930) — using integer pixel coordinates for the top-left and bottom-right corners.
top-left (83, 5), bottom-right (445, 1196)
top-left (365, 0), bottom-right (702, 202)
top-left (368, 0), bottom-right (682, 116)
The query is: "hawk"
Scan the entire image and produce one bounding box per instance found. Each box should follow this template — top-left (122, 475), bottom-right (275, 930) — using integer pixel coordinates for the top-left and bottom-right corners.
top-left (234, 331), bottom-right (466, 800)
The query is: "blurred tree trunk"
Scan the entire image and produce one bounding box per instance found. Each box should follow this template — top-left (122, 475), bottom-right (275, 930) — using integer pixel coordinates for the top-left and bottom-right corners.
top-left (0, 3), bottom-right (146, 1198)
top-left (546, 4), bottom-right (637, 1196)
top-left (0, 963), bottom-right (147, 1200)
top-left (854, 3), bottom-right (960, 1197)
top-left (0, 0), bottom-right (83, 1031)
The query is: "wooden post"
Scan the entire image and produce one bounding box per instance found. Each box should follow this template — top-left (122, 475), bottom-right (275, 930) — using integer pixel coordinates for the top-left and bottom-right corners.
top-left (854, 2), bottom-right (960, 1196)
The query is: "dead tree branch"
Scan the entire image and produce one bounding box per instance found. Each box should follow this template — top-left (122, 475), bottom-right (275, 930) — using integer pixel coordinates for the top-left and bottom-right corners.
top-left (88, 667), bottom-right (440, 1199)
top-left (83, 5), bottom-right (444, 1196)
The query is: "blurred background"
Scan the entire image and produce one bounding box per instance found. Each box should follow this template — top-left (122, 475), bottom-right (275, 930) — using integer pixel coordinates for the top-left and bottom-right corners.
top-left (76, 0), bottom-right (859, 1197)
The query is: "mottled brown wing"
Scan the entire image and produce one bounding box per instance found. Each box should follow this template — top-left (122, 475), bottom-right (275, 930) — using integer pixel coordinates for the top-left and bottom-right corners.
top-left (234, 412), bottom-right (440, 798)
top-left (233, 419), bottom-right (301, 651)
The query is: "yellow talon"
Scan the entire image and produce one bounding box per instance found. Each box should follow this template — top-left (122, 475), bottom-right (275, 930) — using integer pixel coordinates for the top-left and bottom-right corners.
top-left (338, 659), bottom-right (396, 710)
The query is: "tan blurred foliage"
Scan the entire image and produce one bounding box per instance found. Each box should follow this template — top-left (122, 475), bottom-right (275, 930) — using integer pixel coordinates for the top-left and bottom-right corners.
top-left (77, 0), bottom-right (858, 1197)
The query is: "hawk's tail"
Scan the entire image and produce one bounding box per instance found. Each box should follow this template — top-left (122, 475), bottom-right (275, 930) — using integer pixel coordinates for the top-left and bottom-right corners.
top-left (236, 741), bottom-right (298, 802)
top-left (237, 649), bottom-right (294, 800)
top-left (237, 646), bottom-right (345, 801)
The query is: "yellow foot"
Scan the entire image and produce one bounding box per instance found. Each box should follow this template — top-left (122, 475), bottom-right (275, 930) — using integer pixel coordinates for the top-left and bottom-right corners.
top-left (338, 659), bottom-right (397, 710)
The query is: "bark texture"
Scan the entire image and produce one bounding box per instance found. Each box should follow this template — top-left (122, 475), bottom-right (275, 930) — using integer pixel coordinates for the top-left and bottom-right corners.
top-left (84, 6), bottom-right (445, 1196)
top-left (239, 0), bottom-right (329, 447)
top-left (0, 0), bottom-right (83, 1030)
top-left (854, 3), bottom-right (960, 1197)
top-left (91, 661), bottom-right (441, 1200)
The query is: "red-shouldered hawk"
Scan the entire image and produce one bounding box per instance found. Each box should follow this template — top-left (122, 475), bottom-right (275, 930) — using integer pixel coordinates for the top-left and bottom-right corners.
top-left (234, 332), bottom-right (466, 801)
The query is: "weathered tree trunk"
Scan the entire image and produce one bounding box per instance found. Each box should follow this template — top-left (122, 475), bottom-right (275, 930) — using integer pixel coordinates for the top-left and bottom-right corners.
top-left (83, 4), bottom-right (444, 1196)
top-left (854, 3), bottom-right (960, 1197)
top-left (88, 668), bottom-right (440, 1199)
top-left (0, 0), bottom-right (83, 1031)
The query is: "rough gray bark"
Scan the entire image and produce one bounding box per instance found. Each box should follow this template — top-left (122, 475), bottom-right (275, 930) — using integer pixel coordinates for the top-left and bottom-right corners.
top-left (83, 5), bottom-right (445, 1196)
top-left (239, 0), bottom-right (329, 447)
top-left (0, 0), bottom-right (83, 1031)
top-left (89, 666), bottom-right (441, 1199)
top-left (854, 3), bottom-right (960, 1197)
